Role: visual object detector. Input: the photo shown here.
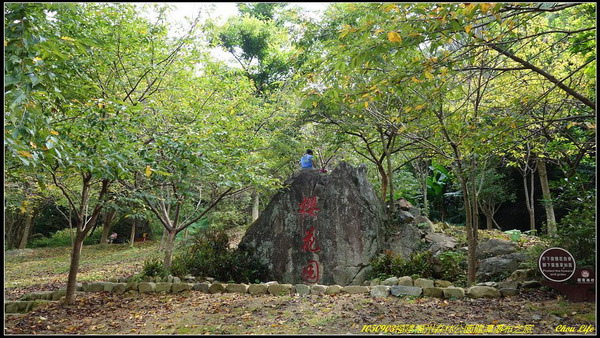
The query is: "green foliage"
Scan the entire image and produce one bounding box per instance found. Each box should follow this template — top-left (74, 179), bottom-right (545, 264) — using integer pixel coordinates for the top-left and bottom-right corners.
top-left (368, 250), bottom-right (433, 280)
top-left (141, 257), bottom-right (170, 278)
top-left (436, 250), bottom-right (467, 285)
top-left (207, 208), bottom-right (248, 231)
top-left (27, 228), bottom-right (102, 248)
top-left (553, 190), bottom-right (596, 268)
top-left (171, 228), bottom-right (267, 283)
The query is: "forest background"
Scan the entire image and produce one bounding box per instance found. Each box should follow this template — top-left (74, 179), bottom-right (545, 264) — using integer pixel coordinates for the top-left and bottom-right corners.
top-left (4, 2), bottom-right (596, 305)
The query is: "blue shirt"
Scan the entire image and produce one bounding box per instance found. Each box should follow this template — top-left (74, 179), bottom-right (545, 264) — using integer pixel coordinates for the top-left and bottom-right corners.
top-left (300, 154), bottom-right (314, 168)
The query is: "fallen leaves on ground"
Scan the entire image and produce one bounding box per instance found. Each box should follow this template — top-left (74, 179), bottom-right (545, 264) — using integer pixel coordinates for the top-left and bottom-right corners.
top-left (4, 289), bottom-right (595, 335)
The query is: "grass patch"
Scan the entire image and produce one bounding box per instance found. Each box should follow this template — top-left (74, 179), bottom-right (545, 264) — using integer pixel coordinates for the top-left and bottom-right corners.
top-left (5, 241), bottom-right (159, 289)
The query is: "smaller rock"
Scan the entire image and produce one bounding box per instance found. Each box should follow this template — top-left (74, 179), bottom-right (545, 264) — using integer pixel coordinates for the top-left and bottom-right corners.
top-left (477, 282), bottom-right (498, 287)
top-left (125, 282), bottom-right (139, 292)
top-left (390, 285), bottom-right (422, 297)
top-left (398, 199), bottom-right (413, 210)
top-left (205, 277), bottom-right (215, 282)
top-left (103, 282), bottom-right (116, 292)
top-left (208, 283), bottom-right (227, 294)
top-left (310, 285), bottom-right (327, 295)
top-left (112, 283), bottom-right (127, 294)
top-left (532, 314), bottom-right (542, 321)
top-left (226, 284), bottom-right (248, 294)
top-left (295, 284), bottom-right (311, 296)
top-left (467, 286), bottom-right (501, 298)
top-left (341, 286), bottom-right (369, 294)
top-left (89, 283), bottom-right (105, 292)
top-left (497, 281), bottom-right (519, 290)
top-left (423, 287), bottom-right (444, 298)
top-left (172, 277), bottom-right (181, 284)
top-left (414, 278), bottom-right (435, 289)
top-left (434, 280), bottom-right (453, 288)
top-left (268, 284), bottom-right (293, 296)
top-left (50, 290), bottom-right (67, 301)
top-left (443, 286), bottom-right (465, 299)
top-left (369, 278), bottom-right (381, 286)
top-left (193, 282), bottom-right (210, 293)
top-left (381, 277), bottom-right (399, 286)
top-left (172, 283), bottom-right (193, 293)
top-left (325, 285), bottom-right (342, 295)
top-left (139, 282), bottom-right (156, 293)
top-left (509, 269), bottom-right (537, 282)
top-left (30, 299), bottom-right (52, 311)
top-left (500, 288), bottom-right (519, 297)
top-left (248, 284), bottom-right (268, 295)
top-left (521, 280), bottom-right (542, 288)
top-left (155, 282), bottom-right (172, 293)
top-left (370, 285), bottom-right (390, 298)
top-left (109, 277), bottom-right (119, 283)
top-left (397, 276), bottom-right (413, 286)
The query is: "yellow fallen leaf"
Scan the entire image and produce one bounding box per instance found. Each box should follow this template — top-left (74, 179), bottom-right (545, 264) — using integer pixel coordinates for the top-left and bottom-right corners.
top-left (50, 130), bottom-right (59, 135)
top-left (18, 150), bottom-right (33, 158)
top-left (465, 24), bottom-right (473, 34)
top-left (145, 165), bottom-right (152, 178)
top-left (387, 31), bottom-right (402, 43)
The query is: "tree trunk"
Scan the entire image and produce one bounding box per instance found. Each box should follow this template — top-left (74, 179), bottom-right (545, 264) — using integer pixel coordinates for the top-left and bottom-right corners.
top-left (378, 165), bottom-right (388, 203)
top-left (422, 179), bottom-right (429, 217)
top-left (159, 227), bottom-right (169, 250)
top-left (523, 170), bottom-right (536, 232)
top-left (386, 144), bottom-right (395, 217)
top-left (485, 213), bottom-right (493, 230)
top-left (163, 229), bottom-right (177, 270)
top-left (537, 158), bottom-right (557, 236)
top-left (129, 219), bottom-right (137, 248)
top-left (251, 189), bottom-right (260, 222)
top-left (64, 229), bottom-right (85, 304)
top-left (100, 210), bottom-right (116, 245)
top-left (459, 177), bottom-right (477, 285)
top-left (18, 211), bottom-right (34, 249)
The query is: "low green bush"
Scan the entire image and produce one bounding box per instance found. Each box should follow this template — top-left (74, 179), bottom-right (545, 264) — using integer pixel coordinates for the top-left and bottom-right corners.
top-left (368, 250), bottom-right (434, 280)
top-left (436, 250), bottom-right (467, 284)
top-left (141, 257), bottom-right (170, 278)
top-left (28, 228), bottom-right (102, 248)
top-left (170, 228), bottom-right (267, 283)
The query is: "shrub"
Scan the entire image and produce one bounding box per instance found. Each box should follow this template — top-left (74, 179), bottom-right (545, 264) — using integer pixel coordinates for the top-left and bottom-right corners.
top-left (170, 228), bottom-right (267, 283)
top-left (141, 257), bottom-right (169, 278)
top-left (28, 228), bottom-right (102, 248)
top-left (368, 250), bottom-right (434, 280)
top-left (553, 194), bottom-right (596, 268)
top-left (436, 250), bottom-right (467, 284)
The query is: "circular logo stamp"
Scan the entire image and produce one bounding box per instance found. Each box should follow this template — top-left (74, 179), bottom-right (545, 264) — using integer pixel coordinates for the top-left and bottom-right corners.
top-left (538, 247), bottom-right (576, 282)
top-left (581, 270), bottom-right (590, 278)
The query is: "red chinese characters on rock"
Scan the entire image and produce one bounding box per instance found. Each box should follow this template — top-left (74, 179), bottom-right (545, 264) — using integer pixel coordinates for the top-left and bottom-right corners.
top-left (301, 260), bottom-right (320, 283)
top-left (298, 196), bottom-right (320, 217)
top-left (301, 226), bottom-right (321, 253)
top-left (299, 195), bottom-right (321, 283)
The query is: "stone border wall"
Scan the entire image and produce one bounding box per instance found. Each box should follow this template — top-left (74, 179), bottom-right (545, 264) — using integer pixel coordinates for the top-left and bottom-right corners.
top-left (6, 276), bottom-right (540, 314)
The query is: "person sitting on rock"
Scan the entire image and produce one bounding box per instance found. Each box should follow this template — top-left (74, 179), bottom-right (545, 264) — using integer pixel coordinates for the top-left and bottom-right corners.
top-left (300, 149), bottom-right (315, 170)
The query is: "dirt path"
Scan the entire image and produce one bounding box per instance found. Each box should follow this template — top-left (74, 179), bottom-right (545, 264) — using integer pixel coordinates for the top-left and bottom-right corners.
top-left (4, 289), bottom-right (595, 335)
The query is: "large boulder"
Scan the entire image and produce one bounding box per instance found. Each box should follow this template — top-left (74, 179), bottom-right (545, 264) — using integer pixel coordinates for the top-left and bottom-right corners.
top-left (239, 162), bottom-right (386, 286)
top-left (476, 239), bottom-right (518, 259)
top-left (476, 252), bottom-right (529, 282)
top-left (384, 223), bottom-right (423, 260)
